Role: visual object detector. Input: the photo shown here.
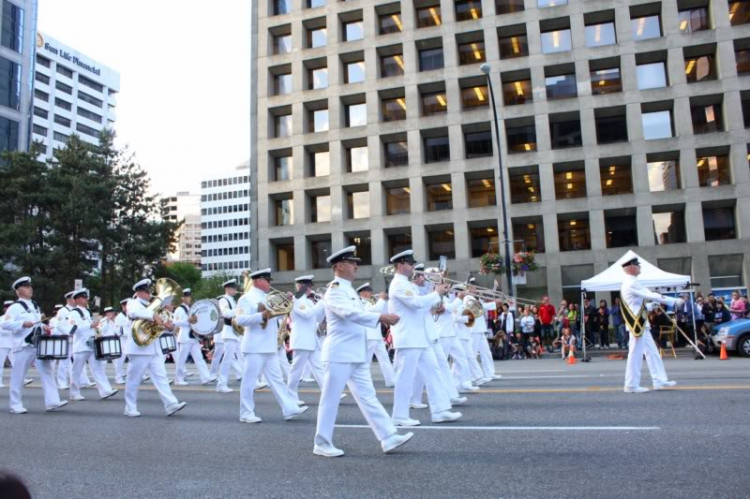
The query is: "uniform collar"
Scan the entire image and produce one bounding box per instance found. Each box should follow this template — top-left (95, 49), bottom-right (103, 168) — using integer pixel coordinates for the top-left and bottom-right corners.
top-left (138, 297), bottom-right (150, 305)
top-left (623, 274), bottom-right (637, 283)
top-left (224, 293), bottom-right (235, 300)
top-left (334, 277), bottom-right (353, 288)
top-left (393, 273), bottom-right (408, 283)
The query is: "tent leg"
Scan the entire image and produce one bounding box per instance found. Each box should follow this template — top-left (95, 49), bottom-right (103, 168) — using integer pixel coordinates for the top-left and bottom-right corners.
top-left (580, 291), bottom-right (589, 362)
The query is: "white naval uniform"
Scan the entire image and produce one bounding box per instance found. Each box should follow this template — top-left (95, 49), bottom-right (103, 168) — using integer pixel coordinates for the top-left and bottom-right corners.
top-left (314, 278), bottom-right (398, 448)
top-left (174, 304), bottom-right (212, 384)
top-left (453, 299), bottom-right (484, 383)
top-left (66, 307), bottom-right (115, 399)
top-left (235, 287), bottom-right (300, 420)
top-left (55, 305), bottom-right (91, 388)
top-left (4, 299), bottom-right (63, 412)
top-left (0, 311), bottom-right (14, 387)
top-left (113, 312), bottom-right (129, 382)
top-left (468, 298), bottom-right (497, 378)
top-left (437, 295), bottom-right (473, 391)
top-left (364, 298), bottom-right (395, 386)
top-left (124, 298), bottom-right (179, 414)
top-left (621, 275), bottom-right (677, 389)
top-left (217, 294), bottom-right (242, 390)
top-left (388, 274), bottom-right (452, 420)
top-left (286, 294), bottom-right (326, 401)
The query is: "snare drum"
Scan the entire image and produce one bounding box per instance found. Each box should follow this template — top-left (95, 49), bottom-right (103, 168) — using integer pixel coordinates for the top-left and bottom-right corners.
top-left (94, 336), bottom-right (122, 361)
top-left (159, 332), bottom-right (177, 354)
top-left (189, 299), bottom-right (222, 336)
top-left (36, 335), bottom-right (70, 360)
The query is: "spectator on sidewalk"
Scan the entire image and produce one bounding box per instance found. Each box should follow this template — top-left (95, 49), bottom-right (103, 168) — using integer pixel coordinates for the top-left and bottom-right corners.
top-left (583, 298), bottom-right (597, 347)
top-left (729, 291), bottom-right (747, 321)
top-left (520, 307), bottom-right (535, 341)
top-left (511, 332), bottom-right (526, 360)
top-left (538, 297), bottom-right (556, 350)
top-left (556, 327), bottom-right (576, 360)
top-left (610, 298), bottom-right (626, 349)
top-left (714, 301), bottom-right (731, 326)
top-left (702, 295), bottom-right (716, 335)
top-left (596, 302), bottom-right (610, 349)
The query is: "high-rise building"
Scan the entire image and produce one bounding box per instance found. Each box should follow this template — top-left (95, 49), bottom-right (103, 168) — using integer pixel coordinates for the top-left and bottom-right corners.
top-left (31, 32), bottom-right (119, 160)
top-left (161, 192), bottom-right (202, 267)
top-left (0, 0), bottom-right (38, 154)
top-left (200, 161), bottom-right (252, 276)
top-left (252, 0), bottom-right (750, 301)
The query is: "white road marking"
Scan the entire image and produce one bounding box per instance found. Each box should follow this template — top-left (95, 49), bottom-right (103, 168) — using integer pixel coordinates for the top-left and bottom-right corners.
top-left (336, 425), bottom-right (660, 431)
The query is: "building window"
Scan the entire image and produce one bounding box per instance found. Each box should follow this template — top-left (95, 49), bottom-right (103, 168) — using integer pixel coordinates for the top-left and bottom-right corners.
top-left (549, 114), bottom-right (582, 149)
top-left (696, 154), bottom-right (731, 187)
top-left (347, 234), bottom-right (372, 265)
top-left (545, 73), bottom-right (577, 100)
top-left (56, 65), bottom-right (73, 78)
top-left (345, 102), bottom-right (367, 127)
top-left (427, 227), bottom-right (456, 259)
top-left (379, 12), bottom-right (403, 34)
top-left (467, 176), bottom-right (496, 208)
top-left (538, 0), bottom-right (567, 7)
top-left (308, 66), bottom-right (328, 90)
top-left (558, 217), bottom-right (591, 251)
top-left (636, 61), bottom-right (668, 90)
top-left (309, 108), bottom-right (329, 133)
top-left (274, 198), bottom-right (294, 226)
top-left (709, 254), bottom-right (744, 288)
top-left (0, 116), bottom-right (18, 152)
top-left (76, 122), bottom-right (99, 138)
top-left (274, 241), bottom-right (295, 271)
top-left (33, 106), bottom-right (48, 119)
top-left (541, 28), bottom-right (572, 54)
top-left (499, 34), bottom-right (529, 59)
top-left (425, 182), bottom-right (453, 211)
top-left (274, 113), bottom-right (292, 138)
top-left (55, 81), bottom-right (73, 95)
top-left (736, 45), bottom-right (750, 74)
top-left (642, 109), bottom-right (673, 140)
top-left (421, 91), bottom-right (447, 116)
top-left (343, 20), bottom-right (364, 42)
top-left (605, 211), bottom-right (638, 248)
top-left (496, 0), bottom-right (524, 15)
top-left (273, 33), bottom-right (292, 54)
top-left (78, 91), bottom-right (103, 107)
top-left (595, 108), bottom-right (628, 144)
top-left (346, 145), bottom-right (368, 172)
top-left (77, 107), bottom-right (103, 124)
top-left (1, 2), bottom-right (24, 54)
top-left (36, 55), bottom-right (50, 68)
top-left (703, 205), bottom-right (736, 240)
top-left (463, 84), bottom-right (490, 108)
top-left (471, 225), bottom-right (500, 258)
top-left (458, 40), bottom-right (486, 65)
top-left (423, 134), bottom-right (450, 163)
top-left (53, 131), bottom-right (68, 143)
top-left (347, 191), bottom-right (370, 219)
top-left (590, 66), bottom-right (622, 95)
top-left (32, 124), bottom-right (46, 136)
top-left (381, 53), bottom-right (405, 77)
top-left (685, 54), bottom-right (716, 83)
top-left (554, 165), bottom-right (586, 199)
top-left (678, 7), bottom-right (709, 33)
top-left (691, 102), bottom-right (723, 134)
top-left (311, 239), bottom-right (332, 269)
top-left (419, 47), bottom-right (444, 71)
top-left (416, 5), bottom-right (442, 28)
top-left (273, 72), bottom-right (293, 95)
top-left (344, 59), bottom-right (365, 83)
top-left (512, 221), bottom-right (544, 253)
top-left (632, 15), bottom-right (661, 41)
top-left (382, 96), bottom-right (406, 122)
top-left (455, 0), bottom-right (482, 21)
top-left (729, 0), bottom-right (750, 26)
top-left (309, 150), bottom-right (330, 177)
top-left (385, 185), bottom-right (410, 215)
top-left (384, 139), bottom-right (408, 167)
top-left (78, 76), bottom-right (103, 93)
top-left (34, 88), bottom-right (48, 102)
top-left (0, 57), bottom-right (20, 111)
top-left (652, 209), bottom-right (686, 244)
top-left (509, 169), bottom-right (541, 204)
top-left (307, 26), bottom-right (327, 48)
top-left (647, 159), bottom-right (681, 192)
top-left (464, 129), bottom-right (492, 159)
top-left (585, 22), bottom-right (616, 48)
top-left (274, 0), bottom-right (292, 16)
top-left (273, 155), bottom-right (292, 181)
top-left (506, 121), bottom-right (537, 153)
top-left (35, 72), bottom-right (49, 85)
top-left (600, 162), bottom-right (633, 196)
top-left (388, 231), bottom-right (412, 256)
top-left (53, 98), bottom-right (71, 112)
top-left (309, 0), bottom-right (326, 9)
top-left (310, 194), bottom-right (331, 223)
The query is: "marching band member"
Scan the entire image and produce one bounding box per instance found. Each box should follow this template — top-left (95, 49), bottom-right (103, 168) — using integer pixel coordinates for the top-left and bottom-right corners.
top-left (0, 300), bottom-right (14, 388)
top-left (217, 279), bottom-right (242, 393)
top-left (210, 285), bottom-right (243, 388)
top-left (314, 246), bottom-right (412, 457)
top-left (66, 289), bottom-right (118, 402)
top-left (454, 289), bottom-right (485, 386)
top-left (113, 299), bottom-right (130, 384)
top-left (286, 275), bottom-right (326, 404)
top-left (235, 269), bottom-right (307, 423)
top-left (620, 258), bottom-right (681, 393)
top-left (56, 291), bottom-right (93, 390)
top-left (467, 279), bottom-right (501, 382)
top-left (174, 289), bottom-right (216, 386)
top-left (123, 279), bottom-right (187, 417)
top-left (388, 250), bottom-right (460, 427)
top-left (443, 286), bottom-right (478, 393)
top-left (357, 283), bottom-right (395, 387)
top-left (4, 277), bottom-right (67, 414)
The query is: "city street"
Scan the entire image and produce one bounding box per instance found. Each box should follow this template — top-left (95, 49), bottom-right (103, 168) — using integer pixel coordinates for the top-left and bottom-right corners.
top-left (1, 357), bottom-right (749, 498)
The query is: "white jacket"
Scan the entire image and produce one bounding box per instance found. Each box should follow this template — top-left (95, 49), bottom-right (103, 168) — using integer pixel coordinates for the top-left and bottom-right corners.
top-left (434, 296), bottom-right (457, 338)
top-left (219, 295), bottom-right (240, 342)
top-left (236, 287), bottom-right (278, 354)
top-left (363, 298), bottom-right (387, 341)
top-left (124, 298), bottom-right (162, 356)
top-left (321, 277), bottom-right (381, 363)
top-left (2, 299), bottom-right (43, 353)
top-left (290, 294), bottom-right (324, 352)
top-left (388, 273), bottom-right (441, 349)
top-left (173, 304), bottom-right (195, 344)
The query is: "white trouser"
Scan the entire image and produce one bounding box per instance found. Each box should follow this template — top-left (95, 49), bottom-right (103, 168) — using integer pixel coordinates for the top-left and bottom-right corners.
top-left (114, 351), bottom-right (126, 381)
top-left (392, 347), bottom-right (452, 420)
top-left (287, 348), bottom-right (324, 400)
top-left (412, 341), bottom-right (460, 403)
top-left (442, 337), bottom-right (472, 389)
top-left (314, 361), bottom-right (397, 448)
top-left (473, 333), bottom-right (496, 377)
top-left (218, 340), bottom-right (240, 388)
top-left (366, 339), bottom-right (395, 386)
top-left (301, 363), bottom-right (313, 380)
top-left (10, 347), bottom-right (61, 412)
top-left (58, 351), bottom-right (91, 387)
top-left (125, 354), bottom-right (178, 413)
top-left (239, 352), bottom-right (299, 420)
top-left (209, 341), bottom-right (225, 377)
top-left (460, 338), bottom-right (483, 381)
top-left (277, 347), bottom-right (290, 381)
top-left (0, 347), bottom-right (11, 385)
top-left (176, 342), bottom-right (211, 383)
top-left (624, 330), bottom-right (669, 389)
top-left (71, 351), bottom-right (113, 398)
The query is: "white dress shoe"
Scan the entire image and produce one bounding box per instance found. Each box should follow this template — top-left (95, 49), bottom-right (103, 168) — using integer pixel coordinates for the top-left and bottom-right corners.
top-left (124, 409), bottom-right (141, 417)
top-left (450, 397), bottom-right (468, 406)
top-left (459, 386), bottom-right (480, 393)
top-left (23, 379), bottom-right (33, 386)
top-left (313, 444), bottom-right (345, 457)
top-left (240, 415), bottom-right (262, 424)
top-left (101, 389), bottom-right (119, 400)
top-left (410, 402), bottom-right (428, 409)
top-left (477, 377), bottom-right (492, 386)
top-left (202, 376), bottom-right (218, 385)
top-left (255, 381), bottom-right (269, 390)
top-left (57, 385), bottom-right (69, 390)
top-left (301, 378), bottom-right (315, 383)
top-left (340, 393), bottom-right (347, 400)
top-left (185, 372), bottom-right (194, 378)
top-left (432, 410), bottom-right (462, 423)
top-left (285, 405), bottom-right (309, 421)
top-left (382, 432), bottom-right (414, 454)
top-left (10, 407), bottom-right (28, 414)
top-left (653, 380), bottom-right (677, 390)
top-left (624, 386), bottom-right (649, 393)
top-left (174, 381), bottom-right (189, 386)
top-left (492, 374), bottom-right (502, 379)
top-left (84, 382), bottom-right (97, 388)
top-left (166, 401), bottom-right (187, 416)
top-left (70, 394), bottom-right (85, 401)
top-left (295, 399), bottom-right (307, 406)
top-left (0, 384), bottom-right (5, 389)
top-left (114, 379), bottom-right (124, 385)
top-left (392, 417), bottom-right (421, 427)
top-left (142, 374), bottom-right (151, 381)
top-left (385, 383), bottom-right (395, 388)
top-left (46, 400), bottom-right (68, 412)
top-left (216, 386), bottom-right (234, 394)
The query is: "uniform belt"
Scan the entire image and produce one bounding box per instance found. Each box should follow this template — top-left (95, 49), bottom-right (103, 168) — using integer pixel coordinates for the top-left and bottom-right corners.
top-left (224, 318), bottom-right (232, 326)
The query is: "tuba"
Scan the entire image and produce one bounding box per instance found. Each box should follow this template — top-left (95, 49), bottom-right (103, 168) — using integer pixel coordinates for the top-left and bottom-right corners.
top-left (132, 278), bottom-right (183, 347)
top-left (462, 296), bottom-right (485, 328)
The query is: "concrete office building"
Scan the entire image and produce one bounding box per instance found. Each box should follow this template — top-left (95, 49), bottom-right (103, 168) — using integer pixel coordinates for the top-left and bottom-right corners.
top-left (31, 32), bottom-right (119, 160)
top-left (0, 0), bottom-right (37, 153)
top-left (252, 0), bottom-right (750, 302)
top-left (161, 192), bottom-right (202, 267)
top-left (200, 161), bottom-right (252, 276)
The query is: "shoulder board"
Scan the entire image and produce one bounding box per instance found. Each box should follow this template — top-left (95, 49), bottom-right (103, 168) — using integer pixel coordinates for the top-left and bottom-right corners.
top-left (329, 281), bottom-right (339, 288)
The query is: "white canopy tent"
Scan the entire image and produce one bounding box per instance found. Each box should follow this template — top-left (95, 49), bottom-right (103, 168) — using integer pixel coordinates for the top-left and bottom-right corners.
top-left (580, 250), bottom-right (691, 292)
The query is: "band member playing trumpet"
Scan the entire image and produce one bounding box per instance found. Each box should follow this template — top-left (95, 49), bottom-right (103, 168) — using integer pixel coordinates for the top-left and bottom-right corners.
top-left (4, 277), bottom-right (67, 414)
top-left (67, 290), bottom-right (118, 402)
top-left (113, 299), bottom-right (130, 384)
top-left (286, 275), bottom-right (326, 404)
top-left (235, 269), bottom-right (308, 424)
top-left (124, 279), bottom-right (187, 417)
top-left (357, 283), bottom-right (395, 387)
top-left (174, 289), bottom-right (216, 386)
top-left (467, 278), bottom-right (501, 383)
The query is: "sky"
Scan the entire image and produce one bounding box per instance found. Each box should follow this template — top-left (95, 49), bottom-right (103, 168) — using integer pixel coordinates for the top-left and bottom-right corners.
top-left (39, 0), bottom-right (251, 197)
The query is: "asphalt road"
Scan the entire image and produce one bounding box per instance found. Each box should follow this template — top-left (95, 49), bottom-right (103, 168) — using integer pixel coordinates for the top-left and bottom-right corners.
top-left (1, 356), bottom-right (748, 499)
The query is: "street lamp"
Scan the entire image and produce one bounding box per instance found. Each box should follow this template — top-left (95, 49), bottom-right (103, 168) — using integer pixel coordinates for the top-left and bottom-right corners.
top-left (480, 63), bottom-right (514, 297)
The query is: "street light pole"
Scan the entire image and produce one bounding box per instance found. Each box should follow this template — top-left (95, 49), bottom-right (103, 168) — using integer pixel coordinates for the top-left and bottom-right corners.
top-left (480, 63), bottom-right (514, 298)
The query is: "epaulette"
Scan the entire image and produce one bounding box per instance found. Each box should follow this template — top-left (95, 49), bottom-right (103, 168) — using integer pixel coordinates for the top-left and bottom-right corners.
top-left (329, 280), bottom-right (339, 288)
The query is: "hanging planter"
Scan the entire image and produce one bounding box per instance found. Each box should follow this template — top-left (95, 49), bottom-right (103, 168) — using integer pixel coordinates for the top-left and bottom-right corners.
top-left (511, 250), bottom-right (539, 276)
top-left (479, 251), bottom-right (506, 276)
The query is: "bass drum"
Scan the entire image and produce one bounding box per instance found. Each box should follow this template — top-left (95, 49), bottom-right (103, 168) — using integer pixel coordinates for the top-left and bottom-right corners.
top-left (189, 299), bottom-right (222, 336)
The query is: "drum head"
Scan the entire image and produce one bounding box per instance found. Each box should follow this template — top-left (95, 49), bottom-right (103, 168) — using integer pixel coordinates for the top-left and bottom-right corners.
top-left (189, 300), bottom-right (221, 336)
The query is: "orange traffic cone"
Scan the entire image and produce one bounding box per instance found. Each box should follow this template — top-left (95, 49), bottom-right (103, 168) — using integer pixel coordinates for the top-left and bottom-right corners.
top-left (720, 341), bottom-right (729, 361)
top-left (567, 348), bottom-right (577, 365)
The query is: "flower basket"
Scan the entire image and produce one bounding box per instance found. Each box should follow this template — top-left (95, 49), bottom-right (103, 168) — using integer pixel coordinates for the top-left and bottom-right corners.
top-left (511, 251), bottom-right (539, 277)
top-left (479, 252), bottom-right (506, 276)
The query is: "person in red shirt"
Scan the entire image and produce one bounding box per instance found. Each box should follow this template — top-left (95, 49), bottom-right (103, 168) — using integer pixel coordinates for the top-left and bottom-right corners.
top-left (538, 296), bottom-right (556, 350)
